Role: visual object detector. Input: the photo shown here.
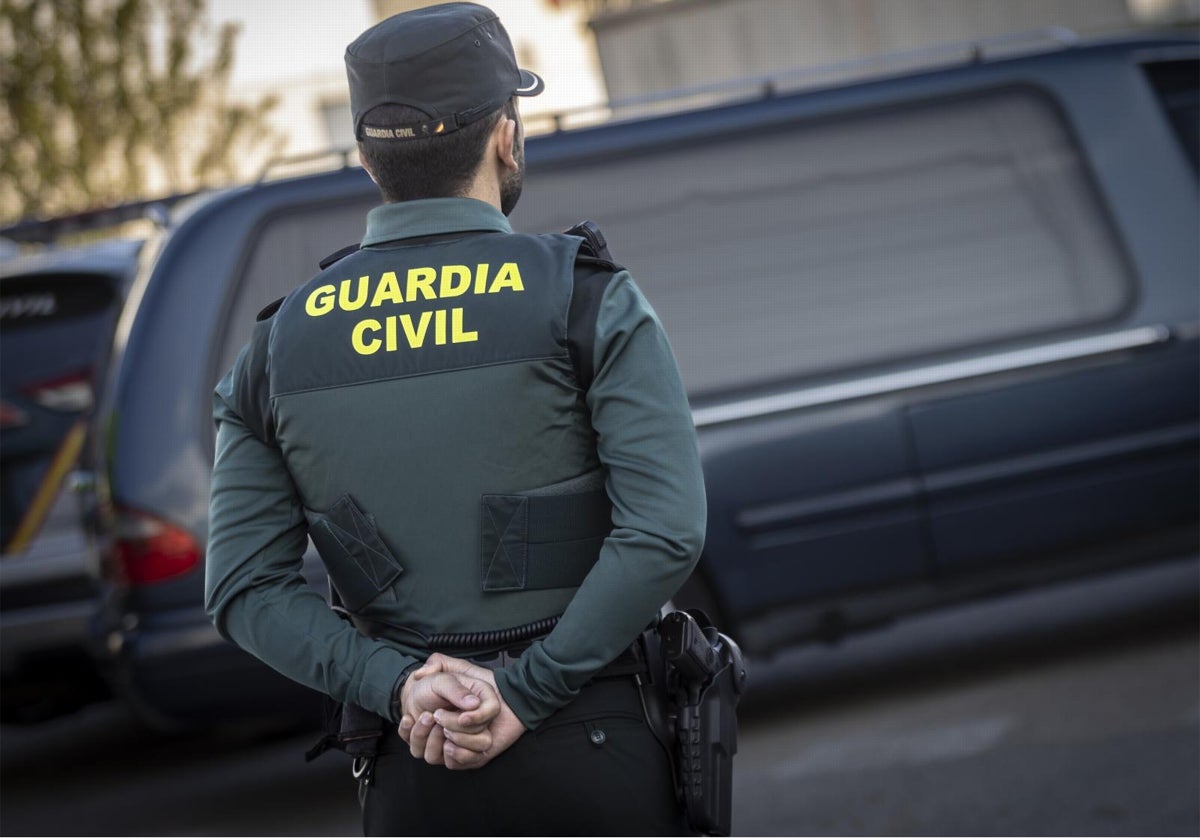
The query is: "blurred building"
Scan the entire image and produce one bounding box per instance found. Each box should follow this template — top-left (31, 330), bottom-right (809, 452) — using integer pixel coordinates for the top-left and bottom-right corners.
top-left (222, 0), bottom-right (1197, 171)
top-left (583, 0), bottom-right (1164, 103)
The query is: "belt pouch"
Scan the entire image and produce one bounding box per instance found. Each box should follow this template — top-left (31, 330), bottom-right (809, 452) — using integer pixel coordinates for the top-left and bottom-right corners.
top-left (340, 702), bottom-right (387, 759)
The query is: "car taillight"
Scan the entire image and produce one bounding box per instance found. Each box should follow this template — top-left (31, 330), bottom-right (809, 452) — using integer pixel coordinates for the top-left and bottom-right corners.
top-left (0, 400), bottom-right (28, 429)
top-left (112, 507), bottom-right (202, 585)
top-left (21, 369), bottom-right (94, 412)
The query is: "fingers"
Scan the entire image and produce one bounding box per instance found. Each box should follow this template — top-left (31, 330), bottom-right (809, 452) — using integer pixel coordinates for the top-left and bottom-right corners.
top-left (426, 673), bottom-right (483, 713)
top-left (441, 727), bottom-right (492, 754)
top-left (444, 740), bottom-right (490, 771)
top-left (423, 720), bottom-right (446, 766)
top-left (412, 673), bottom-right (501, 726)
top-left (408, 655), bottom-right (503, 728)
top-left (431, 707), bottom-right (489, 735)
top-left (451, 677), bottom-right (501, 728)
top-left (444, 700), bottom-right (528, 771)
top-left (455, 705), bottom-right (498, 729)
top-left (404, 708), bottom-right (490, 769)
top-left (407, 710), bottom-right (437, 759)
top-left (410, 652), bottom-right (453, 680)
top-left (420, 694), bottom-right (531, 771)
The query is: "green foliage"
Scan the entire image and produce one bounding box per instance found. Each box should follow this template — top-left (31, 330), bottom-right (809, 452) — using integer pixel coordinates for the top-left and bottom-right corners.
top-left (0, 0), bottom-right (279, 224)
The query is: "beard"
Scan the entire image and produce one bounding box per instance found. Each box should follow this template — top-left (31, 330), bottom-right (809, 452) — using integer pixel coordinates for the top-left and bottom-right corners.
top-left (500, 139), bottom-right (525, 216)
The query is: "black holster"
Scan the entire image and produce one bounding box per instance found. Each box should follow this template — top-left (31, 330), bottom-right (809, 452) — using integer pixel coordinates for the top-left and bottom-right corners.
top-left (640, 610), bottom-right (748, 837)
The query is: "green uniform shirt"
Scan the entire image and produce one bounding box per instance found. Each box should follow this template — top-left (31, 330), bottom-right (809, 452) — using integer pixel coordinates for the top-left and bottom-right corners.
top-left (205, 198), bottom-right (705, 729)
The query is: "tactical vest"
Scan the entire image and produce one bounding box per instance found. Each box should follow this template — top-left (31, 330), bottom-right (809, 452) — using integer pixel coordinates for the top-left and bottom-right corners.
top-left (240, 230), bottom-right (618, 654)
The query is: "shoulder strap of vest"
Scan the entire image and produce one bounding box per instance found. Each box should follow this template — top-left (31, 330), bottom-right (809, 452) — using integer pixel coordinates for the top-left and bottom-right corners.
top-left (257, 296), bottom-right (285, 322)
top-left (565, 221), bottom-right (622, 393)
top-left (564, 220), bottom-right (623, 272)
top-left (319, 242), bottom-right (361, 270)
top-left (236, 310), bottom-right (277, 445)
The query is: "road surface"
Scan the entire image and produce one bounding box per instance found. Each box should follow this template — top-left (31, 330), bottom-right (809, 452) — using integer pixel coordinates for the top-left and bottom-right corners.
top-left (2, 558), bottom-right (1196, 835)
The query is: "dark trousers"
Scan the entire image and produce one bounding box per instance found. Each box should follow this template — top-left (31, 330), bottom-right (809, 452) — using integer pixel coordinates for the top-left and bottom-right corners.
top-left (361, 677), bottom-right (688, 836)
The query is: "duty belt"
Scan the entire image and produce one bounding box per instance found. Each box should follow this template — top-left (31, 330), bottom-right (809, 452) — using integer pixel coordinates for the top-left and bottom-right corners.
top-left (466, 641), bottom-right (648, 682)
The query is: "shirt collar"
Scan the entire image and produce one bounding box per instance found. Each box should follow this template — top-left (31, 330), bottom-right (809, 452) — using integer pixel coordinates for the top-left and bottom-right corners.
top-left (362, 198), bottom-right (512, 246)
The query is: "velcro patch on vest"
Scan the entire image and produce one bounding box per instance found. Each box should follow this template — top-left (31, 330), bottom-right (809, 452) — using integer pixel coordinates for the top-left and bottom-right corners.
top-left (306, 495), bottom-right (404, 612)
top-left (481, 495), bottom-right (529, 591)
top-left (480, 476), bottom-right (613, 593)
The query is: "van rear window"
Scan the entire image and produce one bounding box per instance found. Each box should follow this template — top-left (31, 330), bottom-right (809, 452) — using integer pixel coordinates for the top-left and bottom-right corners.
top-left (1143, 59), bottom-right (1199, 174)
top-left (513, 86), bottom-right (1134, 397)
top-left (214, 199), bottom-right (375, 381)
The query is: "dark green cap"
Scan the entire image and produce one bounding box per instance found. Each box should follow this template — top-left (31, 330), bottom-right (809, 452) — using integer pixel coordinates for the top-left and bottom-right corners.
top-left (346, 2), bottom-right (544, 141)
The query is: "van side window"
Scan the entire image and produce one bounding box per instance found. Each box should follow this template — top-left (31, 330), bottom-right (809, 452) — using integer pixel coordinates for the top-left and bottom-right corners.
top-left (515, 87), bottom-right (1133, 397)
top-left (214, 199), bottom-right (375, 382)
top-left (1143, 59), bottom-right (1199, 174)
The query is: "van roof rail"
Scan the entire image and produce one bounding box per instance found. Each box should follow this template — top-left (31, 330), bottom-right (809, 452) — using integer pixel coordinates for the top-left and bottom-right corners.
top-left (255, 146), bottom-right (359, 185)
top-left (527, 26), bottom-right (1080, 132)
top-left (0, 191), bottom-right (201, 245)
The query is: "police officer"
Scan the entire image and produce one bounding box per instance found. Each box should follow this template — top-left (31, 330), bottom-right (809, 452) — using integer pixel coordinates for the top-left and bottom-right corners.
top-left (205, 2), bottom-right (706, 835)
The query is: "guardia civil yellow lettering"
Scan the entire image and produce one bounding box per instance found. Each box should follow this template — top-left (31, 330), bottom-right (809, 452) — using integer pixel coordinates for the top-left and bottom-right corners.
top-left (304, 262), bottom-right (522, 355)
top-left (489, 262), bottom-right (523, 293)
top-left (353, 308), bottom-right (478, 355)
top-left (304, 262), bottom-right (520, 355)
top-left (306, 284), bottom-right (336, 316)
top-left (306, 262), bottom-right (524, 317)
top-left (352, 319), bottom-right (382, 354)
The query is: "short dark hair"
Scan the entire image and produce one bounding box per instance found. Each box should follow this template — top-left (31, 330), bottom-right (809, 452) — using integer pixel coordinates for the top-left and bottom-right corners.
top-left (358, 98), bottom-right (518, 203)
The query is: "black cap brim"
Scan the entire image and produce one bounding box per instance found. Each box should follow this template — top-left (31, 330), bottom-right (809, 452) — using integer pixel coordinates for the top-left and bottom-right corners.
top-left (515, 69), bottom-right (545, 97)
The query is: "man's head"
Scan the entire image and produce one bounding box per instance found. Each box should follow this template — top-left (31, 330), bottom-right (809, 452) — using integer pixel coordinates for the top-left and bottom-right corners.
top-left (345, 3), bottom-right (543, 212)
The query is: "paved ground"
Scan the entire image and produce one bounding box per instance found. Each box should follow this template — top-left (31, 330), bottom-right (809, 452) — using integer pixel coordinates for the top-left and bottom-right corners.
top-left (2, 558), bottom-right (1197, 836)
top-left (733, 558), bottom-right (1199, 835)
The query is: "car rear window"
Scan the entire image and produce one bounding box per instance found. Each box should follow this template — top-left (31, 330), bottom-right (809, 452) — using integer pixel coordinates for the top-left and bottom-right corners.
top-left (1, 274), bottom-right (114, 390)
top-left (1, 273), bottom-right (119, 550)
top-left (512, 86), bottom-right (1134, 397)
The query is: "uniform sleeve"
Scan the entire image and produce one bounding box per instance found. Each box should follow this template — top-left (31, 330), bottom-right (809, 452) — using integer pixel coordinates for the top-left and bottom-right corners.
top-left (205, 323), bottom-right (418, 721)
top-left (493, 271), bottom-right (706, 728)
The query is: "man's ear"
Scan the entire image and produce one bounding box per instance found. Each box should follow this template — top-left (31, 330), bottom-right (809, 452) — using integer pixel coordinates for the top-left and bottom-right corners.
top-left (493, 117), bottom-right (518, 172)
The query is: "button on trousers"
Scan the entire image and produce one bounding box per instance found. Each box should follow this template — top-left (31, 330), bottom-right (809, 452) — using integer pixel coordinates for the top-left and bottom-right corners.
top-left (362, 677), bottom-right (687, 836)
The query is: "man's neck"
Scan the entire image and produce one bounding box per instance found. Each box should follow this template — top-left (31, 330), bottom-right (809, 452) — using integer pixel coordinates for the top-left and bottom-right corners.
top-left (460, 168), bottom-right (502, 212)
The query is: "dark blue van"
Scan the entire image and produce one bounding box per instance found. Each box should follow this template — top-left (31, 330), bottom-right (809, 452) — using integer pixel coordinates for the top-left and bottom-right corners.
top-left (92, 32), bottom-right (1198, 727)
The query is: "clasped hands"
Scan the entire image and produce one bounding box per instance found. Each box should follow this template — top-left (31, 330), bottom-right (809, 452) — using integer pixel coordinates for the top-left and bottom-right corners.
top-left (396, 652), bottom-right (526, 770)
